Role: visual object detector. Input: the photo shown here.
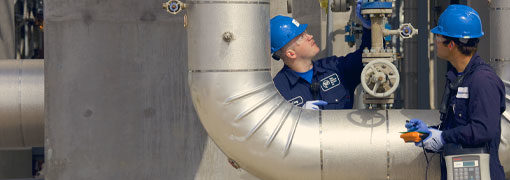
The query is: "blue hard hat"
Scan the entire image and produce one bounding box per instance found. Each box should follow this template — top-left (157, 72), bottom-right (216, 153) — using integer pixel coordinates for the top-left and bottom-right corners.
top-left (270, 15), bottom-right (308, 54)
top-left (431, 5), bottom-right (484, 38)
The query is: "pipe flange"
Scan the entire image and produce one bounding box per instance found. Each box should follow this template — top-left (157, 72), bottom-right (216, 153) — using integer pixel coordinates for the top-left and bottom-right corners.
top-left (331, 0), bottom-right (350, 12)
top-left (361, 59), bottom-right (400, 97)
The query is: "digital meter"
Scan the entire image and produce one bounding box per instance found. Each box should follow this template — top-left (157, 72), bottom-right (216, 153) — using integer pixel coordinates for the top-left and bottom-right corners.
top-left (444, 144), bottom-right (490, 180)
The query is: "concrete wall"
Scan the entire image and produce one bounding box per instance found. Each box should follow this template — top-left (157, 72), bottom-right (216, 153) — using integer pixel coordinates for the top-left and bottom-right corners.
top-left (44, 0), bottom-right (210, 179)
top-left (0, 0), bottom-right (15, 59)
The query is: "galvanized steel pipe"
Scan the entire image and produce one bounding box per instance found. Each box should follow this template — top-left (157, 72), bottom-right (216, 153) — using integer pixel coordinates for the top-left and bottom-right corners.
top-left (490, 1), bottom-right (510, 178)
top-left (186, 1), bottom-right (510, 179)
top-left (0, 59), bottom-right (44, 148)
top-left (490, 0), bottom-right (510, 62)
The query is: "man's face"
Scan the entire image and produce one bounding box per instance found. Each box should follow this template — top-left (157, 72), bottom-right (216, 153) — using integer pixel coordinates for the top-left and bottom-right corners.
top-left (435, 34), bottom-right (450, 60)
top-left (288, 31), bottom-right (320, 59)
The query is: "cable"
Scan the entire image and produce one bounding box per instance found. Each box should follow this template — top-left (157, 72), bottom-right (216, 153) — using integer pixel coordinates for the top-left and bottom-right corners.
top-left (422, 145), bottom-right (429, 180)
top-left (421, 144), bottom-right (437, 180)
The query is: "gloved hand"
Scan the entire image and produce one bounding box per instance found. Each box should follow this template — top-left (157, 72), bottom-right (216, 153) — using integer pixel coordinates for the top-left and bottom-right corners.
top-left (356, 0), bottom-right (371, 29)
top-left (303, 100), bottom-right (328, 110)
top-left (416, 128), bottom-right (445, 152)
top-left (405, 119), bottom-right (429, 133)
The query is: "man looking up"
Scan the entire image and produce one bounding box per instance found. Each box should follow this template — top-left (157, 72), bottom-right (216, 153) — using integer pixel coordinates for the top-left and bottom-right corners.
top-left (271, 0), bottom-right (372, 110)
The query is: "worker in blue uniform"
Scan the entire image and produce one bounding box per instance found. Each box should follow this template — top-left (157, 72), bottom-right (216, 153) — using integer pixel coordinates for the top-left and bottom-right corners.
top-left (271, 0), bottom-right (371, 110)
top-left (405, 5), bottom-right (506, 180)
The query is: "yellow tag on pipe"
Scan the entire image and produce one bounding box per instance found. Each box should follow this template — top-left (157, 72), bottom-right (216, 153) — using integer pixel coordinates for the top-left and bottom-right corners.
top-left (319, 0), bottom-right (329, 13)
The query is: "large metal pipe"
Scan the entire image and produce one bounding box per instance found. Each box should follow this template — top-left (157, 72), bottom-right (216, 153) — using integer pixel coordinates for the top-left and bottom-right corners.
top-left (186, 0), bottom-right (510, 179)
top-left (0, 59), bottom-right (44, 148)
top-left (490, 0), bottom-right (510, 62)
top-left (490, 1), bottom-right (510, 178)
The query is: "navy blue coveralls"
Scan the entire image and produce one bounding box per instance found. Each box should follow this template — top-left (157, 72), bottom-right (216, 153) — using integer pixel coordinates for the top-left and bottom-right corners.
top-left (439, 54), bottom-right (506, 180)
top-left (273, 29), bottom-right (371, 110)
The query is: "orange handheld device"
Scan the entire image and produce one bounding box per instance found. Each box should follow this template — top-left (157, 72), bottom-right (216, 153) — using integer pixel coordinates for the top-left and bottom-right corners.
top-left (400, 131), bottom-right (429, 143)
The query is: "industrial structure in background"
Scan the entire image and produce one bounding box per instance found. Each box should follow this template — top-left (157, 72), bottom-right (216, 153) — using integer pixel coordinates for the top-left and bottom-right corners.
top-left (15, 0), bottom-right (44, 59)
top-left (0, 0), bottom-right (508, 179)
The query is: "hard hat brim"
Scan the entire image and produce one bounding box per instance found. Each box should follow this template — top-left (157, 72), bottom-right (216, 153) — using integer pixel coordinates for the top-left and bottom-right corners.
top-left (431, 26), bottom-right (484, 39)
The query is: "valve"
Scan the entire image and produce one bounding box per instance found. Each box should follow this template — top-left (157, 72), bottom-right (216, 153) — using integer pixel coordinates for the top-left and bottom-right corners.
top-left (360, 60), bottom-right (400, 98)
top-left (399, 23), bottom-right (418, 39)
top-left (331, 0), bottom-right (350, 12)
top-left (163, 0), bottom-right (186, 15)
top-left (344, 21), bottom-right (363, 47)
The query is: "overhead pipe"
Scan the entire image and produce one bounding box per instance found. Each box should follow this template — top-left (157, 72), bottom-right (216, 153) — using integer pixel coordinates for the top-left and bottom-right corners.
top-left (0, 59), bottom-right (44, 148)
top-left (181, 0), bottom-right (510, 179)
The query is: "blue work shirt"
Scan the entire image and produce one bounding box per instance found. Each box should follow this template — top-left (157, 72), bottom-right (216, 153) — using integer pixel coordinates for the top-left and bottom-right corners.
top-left (273, 28), bottom-right (371, 110)
top-left (439, 54), bottom-right (506, 180)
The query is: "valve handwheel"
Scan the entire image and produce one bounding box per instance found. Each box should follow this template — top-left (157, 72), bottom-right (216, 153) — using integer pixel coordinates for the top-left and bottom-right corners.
top-left (360, 59), bottom-right (400, 97)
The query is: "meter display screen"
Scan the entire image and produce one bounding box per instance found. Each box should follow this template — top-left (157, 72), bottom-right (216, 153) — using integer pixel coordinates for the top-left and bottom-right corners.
top-left (453, 160), bottom-right (479, 168)
top-left (463, 161), bottom-right (476, 167)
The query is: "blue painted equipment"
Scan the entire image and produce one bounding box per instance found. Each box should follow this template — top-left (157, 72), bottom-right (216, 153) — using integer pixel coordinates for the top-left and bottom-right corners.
top-left (360, 0), bottom-right (392, 9)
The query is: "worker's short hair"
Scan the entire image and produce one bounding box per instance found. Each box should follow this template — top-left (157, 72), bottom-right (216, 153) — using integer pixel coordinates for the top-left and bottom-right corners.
top-left (440, 35), bottom-right (480, 56)
top-left (273, 41), bottom-right (295, 61)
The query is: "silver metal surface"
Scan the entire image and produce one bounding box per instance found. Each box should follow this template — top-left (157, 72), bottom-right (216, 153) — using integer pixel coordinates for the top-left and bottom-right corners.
top-left (488, 60), bottom-right (510, 179)
top-left (489, 2), bottom-right (510, 177)
top-left (322, 110), bottom-right (442, 180)
top-left (0, 60), bottom-right (43, 148)
top-left (190, 71), bottom-right (321, 180)
top-left (490, 0), bottom-right (510, 62)
top-left (187, 1), bottom-right (270, 71)
top-left (186, 1), bottom-right (510, 179)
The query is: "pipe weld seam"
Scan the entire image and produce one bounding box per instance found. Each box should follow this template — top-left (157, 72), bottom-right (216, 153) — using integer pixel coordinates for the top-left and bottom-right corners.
top-left (319, 110), bottom-right (324, 179)
top-left (490, 7), bottom-right (510, 10)
top-left (490, 58), bottom-right (510, 62)
top-left (190, 68), bottom-right (270, 72)
top-left (188, 0), bottom-right (270, 4)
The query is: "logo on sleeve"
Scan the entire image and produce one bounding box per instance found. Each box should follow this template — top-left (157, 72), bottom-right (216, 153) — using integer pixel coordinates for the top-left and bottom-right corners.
top-left (320, 73), bottom-right (341, 92)
top-left (288, 96), bottom-right (304, 106)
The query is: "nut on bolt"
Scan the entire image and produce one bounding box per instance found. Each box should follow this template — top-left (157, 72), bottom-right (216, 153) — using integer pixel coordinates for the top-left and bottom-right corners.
top-left (223, 32), bottom-right (234, 42)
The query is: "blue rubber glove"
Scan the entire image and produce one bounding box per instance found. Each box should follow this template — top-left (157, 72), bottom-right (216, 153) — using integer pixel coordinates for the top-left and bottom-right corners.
top-left (405, 119), bottom-right (429, 133)
top-left (303, 100), bottom-right (328, 110)
top-left (356, 0), bottom-right (371, 29)
top-left (416, 129), bottom-right (445, 152)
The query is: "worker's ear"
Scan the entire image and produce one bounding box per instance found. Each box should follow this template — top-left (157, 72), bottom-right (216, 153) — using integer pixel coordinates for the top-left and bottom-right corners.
top-left (286, 49), bottom-right (297, 59)
top-left (448, 41), bottom-right (455, 50)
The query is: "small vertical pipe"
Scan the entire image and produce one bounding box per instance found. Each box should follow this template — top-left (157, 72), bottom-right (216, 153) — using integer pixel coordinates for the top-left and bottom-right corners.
top-left (23, 0), bottom-right (29, 58)
top-left (417, 0), bottom-right (430, 109)
top-left (370, 16), bottom-right (384, 52)
top-left (326, 0), bottom-right (333, 56)
top-left (428, 0), bottom-right (436, 109)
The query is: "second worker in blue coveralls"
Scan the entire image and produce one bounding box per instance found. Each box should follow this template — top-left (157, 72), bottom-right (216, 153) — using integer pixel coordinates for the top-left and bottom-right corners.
top-left (271, 0), bottom-right (371, 110)
top-left (405, 5), bottom-right (506, 179)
